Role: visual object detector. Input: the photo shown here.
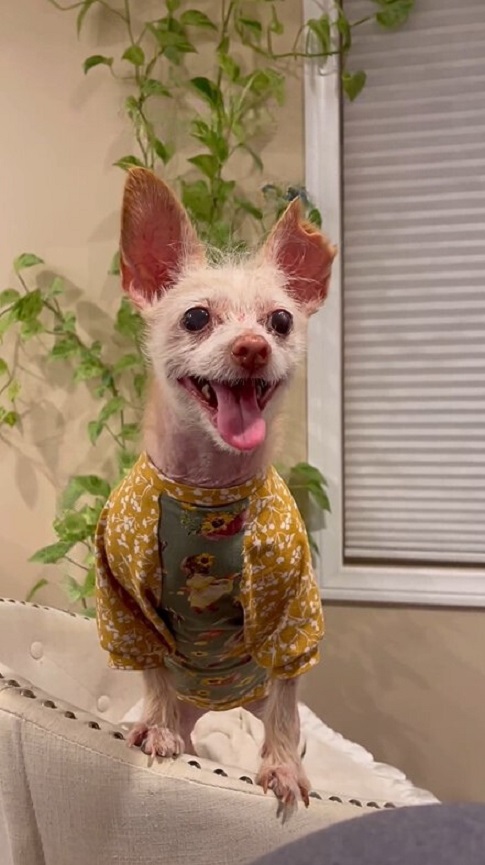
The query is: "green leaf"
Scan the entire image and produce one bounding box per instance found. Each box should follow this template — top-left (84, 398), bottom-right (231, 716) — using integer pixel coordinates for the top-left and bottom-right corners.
top-left (0, 288), bottom-right (20, 308)
top-left (0, 311), bottom-right (16, 339)
top-left (336, 8), bottom-right (352, 52)
top-left (148, 24), bottom-right (196, 55)
top-left (115, 298), bottom-right (144, 341)
top-left (307, 15), bottom-right (332, 58)
top-left (187, 153), bottom-right (220, 179)
top-left (190, 120), bottom-right (229, 161)
top-left (181, 179), bottom-right (213, 223)
top-left (373, 0), bottom-right (415, 28)
top-left (76, 0), bottom-right (97, 35)
top-left (13, 253), bottom-right (44, 273)
top-left (62, 475), bottom-right (111, 510)
top-left (46, 276), bottom-right (64, 298)
top-left (217, 52), bottom-right (240, 83)
top-left (245, 69), bottom-right (285, 105)
top-left (190, 76), bottom-right (223, 110)
top-left (0, 409), bottom-right (18, 427)
top-left (118, 449), bottom-right (137, 476)
top-left (26, 578), bottom-right (49, 603)
top-left (54, 511), bottom-right (92, 544)
top-left (83, 54), bottom-right (113, 74)
top-left (88, 420), bottom-right (103, 445)
top-left (113, 154), bottom-right (145, 171)
top-left (141, 78), bottom-right (172, 99)
top-left (269, 6), bottom-right (284, 35)
top-left (50, 335), bottom-right (80, 359)
top-left (122, 45), bottom-right (145, 66)
top-left (74, 355), bottom-right (105, 382)
top-left (16, 289), bottom-right (43, 322)
top-left (83, 607), bottom-right (97, 618)
top-left (308, 207), bottom-right (322, 228)
top-left (64, 576), bottom-right (84, 603)
top-left (289, 462), bottom-right (328, 487)
top-left (98, 396), bottom-right (125, 425)
top-left (7, 380), bottom-right (20, 401)
top-left (180, 9), bottom-right (217, 29)
top-left (83, 567), bottom-right (96, 597)
top-left (0, 359), bottom-right (8, 377)
top-left (109, 250), bottom-right (120, 276)
top-left (342, 70), bottom-right (367, 101)
top-left (113, 353), bottom-right (141, 373)
top-left (238, 17), bottom-right (263, 40)
top-left (30, 541), bottom-right (73, 564)
top-left (153, 138), bottom-right (173, 164)
top-left (166, 0), bottom-right (181, 11)
top-left (133, 373), bottom-right (146, 398)
top-left (120, 422), bottom-right (139, 441)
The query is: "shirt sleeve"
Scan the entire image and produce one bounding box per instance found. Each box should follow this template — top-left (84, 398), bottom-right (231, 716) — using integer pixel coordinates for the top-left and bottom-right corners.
top-left (95, 487), bottom-right (171, 671)
top-left (247, 474), bottom-right (325, 679)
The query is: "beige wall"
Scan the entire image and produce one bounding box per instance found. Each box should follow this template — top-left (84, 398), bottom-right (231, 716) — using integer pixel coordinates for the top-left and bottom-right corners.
top-left (301, 604), bottom-right (485, 803)
top-left (2, 0), bottom-right (484, 809)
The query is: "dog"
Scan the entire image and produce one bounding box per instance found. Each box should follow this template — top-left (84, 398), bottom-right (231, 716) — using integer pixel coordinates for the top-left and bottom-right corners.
top-left (95, 168), bottom-right (336, 808)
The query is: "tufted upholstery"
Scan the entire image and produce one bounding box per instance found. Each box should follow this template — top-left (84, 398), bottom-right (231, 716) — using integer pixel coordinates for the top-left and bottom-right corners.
top-left (0, 599), bottom-right (412, 865)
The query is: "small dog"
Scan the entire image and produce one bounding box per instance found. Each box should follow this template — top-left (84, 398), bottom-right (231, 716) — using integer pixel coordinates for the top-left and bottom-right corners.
top-left (95, 168), bottom-right (336, 808)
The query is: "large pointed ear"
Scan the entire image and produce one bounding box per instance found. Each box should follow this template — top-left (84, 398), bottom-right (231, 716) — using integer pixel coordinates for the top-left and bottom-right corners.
top-left (263, 198), bottom-right (337, 315)
top-left (120, 168), bottom-right (204, 307)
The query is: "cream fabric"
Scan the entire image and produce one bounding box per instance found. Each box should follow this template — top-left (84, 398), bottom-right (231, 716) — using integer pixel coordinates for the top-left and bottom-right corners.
top-left (0, 599), bottom-right (436, 865)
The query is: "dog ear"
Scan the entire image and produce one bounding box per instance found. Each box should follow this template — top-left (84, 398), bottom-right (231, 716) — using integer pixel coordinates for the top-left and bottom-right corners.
top-left (263, 198), bottom-right (337, 315)
top-left (120, 168), bottom-right (204, 307)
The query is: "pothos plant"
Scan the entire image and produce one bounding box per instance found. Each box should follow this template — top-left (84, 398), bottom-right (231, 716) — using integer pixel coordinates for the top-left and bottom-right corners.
top-left (0, 0), bottom-right (414, 612)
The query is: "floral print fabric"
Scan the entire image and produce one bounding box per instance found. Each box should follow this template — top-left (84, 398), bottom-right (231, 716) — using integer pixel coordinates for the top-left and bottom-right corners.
top-left (95, 453), bottom-right (324, 710)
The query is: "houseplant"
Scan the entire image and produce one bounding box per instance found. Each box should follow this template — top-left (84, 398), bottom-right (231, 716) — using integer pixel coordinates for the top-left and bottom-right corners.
top-left (0, 0), bottom-right (414, 611)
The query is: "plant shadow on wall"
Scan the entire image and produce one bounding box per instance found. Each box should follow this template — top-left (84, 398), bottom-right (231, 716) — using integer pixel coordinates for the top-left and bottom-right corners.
top-left (0, 0), bottom-right (414, 614)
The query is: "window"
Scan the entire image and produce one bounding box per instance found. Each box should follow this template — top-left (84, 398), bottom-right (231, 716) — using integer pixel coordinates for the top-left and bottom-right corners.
top-left (304, 0), bottom-right (485, 605)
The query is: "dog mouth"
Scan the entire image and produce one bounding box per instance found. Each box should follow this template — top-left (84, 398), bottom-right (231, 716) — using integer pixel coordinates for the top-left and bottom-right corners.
top-left (178, 376), bottom-right (280, 451)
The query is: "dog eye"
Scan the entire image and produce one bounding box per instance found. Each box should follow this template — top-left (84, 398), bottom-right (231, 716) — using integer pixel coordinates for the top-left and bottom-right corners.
top-left (182, 307), bottom-right (210, 332)
top-left (267, 309), bottom-right (293, 336)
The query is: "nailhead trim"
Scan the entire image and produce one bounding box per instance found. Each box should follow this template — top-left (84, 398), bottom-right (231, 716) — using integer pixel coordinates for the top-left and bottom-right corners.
top-left (0, 647), bottom-right (399, 812)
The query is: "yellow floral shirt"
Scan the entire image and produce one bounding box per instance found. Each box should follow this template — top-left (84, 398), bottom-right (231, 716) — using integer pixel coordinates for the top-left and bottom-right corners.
top-left (95, 453), bottom-right (324, 710)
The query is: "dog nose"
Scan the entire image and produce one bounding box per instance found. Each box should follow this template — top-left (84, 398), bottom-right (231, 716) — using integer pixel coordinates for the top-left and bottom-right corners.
top-left (231, 334), bottom-right (271, 371)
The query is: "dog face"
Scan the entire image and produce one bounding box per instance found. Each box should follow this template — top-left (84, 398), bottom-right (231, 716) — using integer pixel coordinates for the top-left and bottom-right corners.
top-left (120, 169), bottom-right (336, 453)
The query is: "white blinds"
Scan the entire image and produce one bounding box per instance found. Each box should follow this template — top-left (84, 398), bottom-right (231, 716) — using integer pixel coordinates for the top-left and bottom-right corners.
top-left (342, 0), bottom-right (485, 565)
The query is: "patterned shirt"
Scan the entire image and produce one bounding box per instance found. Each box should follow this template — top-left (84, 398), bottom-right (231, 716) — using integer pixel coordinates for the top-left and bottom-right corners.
top-left (95, 453), bottom-right (324, 710)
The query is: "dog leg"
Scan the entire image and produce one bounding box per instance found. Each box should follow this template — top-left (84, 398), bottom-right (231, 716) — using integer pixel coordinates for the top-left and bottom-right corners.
top-left (256, 678), bottom-right (310, 809)
top-left (127, 666), bottom-right (185, 758)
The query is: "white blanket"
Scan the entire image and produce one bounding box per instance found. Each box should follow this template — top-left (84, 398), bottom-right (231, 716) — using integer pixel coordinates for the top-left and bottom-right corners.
top-left (122, 700), bottom-right (438, 806)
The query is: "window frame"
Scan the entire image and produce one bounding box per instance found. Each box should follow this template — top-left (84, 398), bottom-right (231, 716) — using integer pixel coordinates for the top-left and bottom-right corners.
top-left (303, 0), bottom-right (485, 607)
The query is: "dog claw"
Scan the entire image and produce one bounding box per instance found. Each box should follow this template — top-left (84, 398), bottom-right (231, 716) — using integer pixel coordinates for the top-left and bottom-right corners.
top-left (256, 761), bottom-right (311, 809)
top-left (127, 722), bottom-right (184, 758)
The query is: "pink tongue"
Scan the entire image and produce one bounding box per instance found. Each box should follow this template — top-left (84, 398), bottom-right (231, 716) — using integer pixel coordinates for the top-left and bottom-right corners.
top-left (211, 381), bottom-right (266, 451)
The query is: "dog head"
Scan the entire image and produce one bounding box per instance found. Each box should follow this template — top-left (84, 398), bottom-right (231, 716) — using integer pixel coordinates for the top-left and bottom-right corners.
top-left (120, 168), bottom-right (336, 453)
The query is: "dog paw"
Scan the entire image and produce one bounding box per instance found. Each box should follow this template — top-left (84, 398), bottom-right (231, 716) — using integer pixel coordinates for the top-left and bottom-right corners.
top-left (256, 761), bottom-right (311, 808)
top-left (127, 722), bottom-right (185, 758)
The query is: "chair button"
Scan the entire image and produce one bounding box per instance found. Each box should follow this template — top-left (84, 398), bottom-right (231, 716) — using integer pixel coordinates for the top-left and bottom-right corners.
top-left (30, 642), bottom-right (43, 660)
top-left (97, 695), bottom-right (110, 713)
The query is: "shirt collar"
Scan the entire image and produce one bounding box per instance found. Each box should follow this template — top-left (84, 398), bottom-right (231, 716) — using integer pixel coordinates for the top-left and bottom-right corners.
top-left (136, 452), bottom-right (267, 507)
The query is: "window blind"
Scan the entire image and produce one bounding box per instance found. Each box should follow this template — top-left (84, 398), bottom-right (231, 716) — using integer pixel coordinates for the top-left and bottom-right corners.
top-left (342, 0), bottom-right (485, 565)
